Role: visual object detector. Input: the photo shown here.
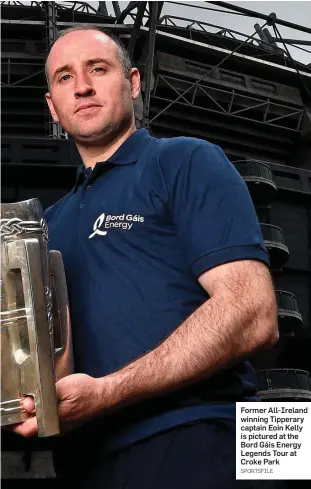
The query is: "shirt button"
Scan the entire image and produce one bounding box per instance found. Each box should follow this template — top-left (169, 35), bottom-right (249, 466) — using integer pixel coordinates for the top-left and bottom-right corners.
top-left (86, 185), bottom-right (92, 191)
top-left (80, 204), bottom-right (84, 209)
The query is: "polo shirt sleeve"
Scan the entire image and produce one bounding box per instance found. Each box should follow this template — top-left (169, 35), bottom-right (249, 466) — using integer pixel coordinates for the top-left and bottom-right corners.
top-left (167, 140), bottom-right (270, 278)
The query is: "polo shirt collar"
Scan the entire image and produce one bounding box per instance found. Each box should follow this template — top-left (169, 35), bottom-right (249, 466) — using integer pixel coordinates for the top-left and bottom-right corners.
top-left (105, 128), bottom-right (152, 166)
top-left (73, 128), bottom-right (152, 191)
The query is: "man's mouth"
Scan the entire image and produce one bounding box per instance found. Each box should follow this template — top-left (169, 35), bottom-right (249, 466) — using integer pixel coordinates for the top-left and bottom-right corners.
top-left (75, 104), bottom-right (101, 113)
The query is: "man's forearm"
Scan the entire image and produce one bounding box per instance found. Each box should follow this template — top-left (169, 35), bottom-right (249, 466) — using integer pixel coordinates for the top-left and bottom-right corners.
top-left (100, 290), bottom-right (277, 413)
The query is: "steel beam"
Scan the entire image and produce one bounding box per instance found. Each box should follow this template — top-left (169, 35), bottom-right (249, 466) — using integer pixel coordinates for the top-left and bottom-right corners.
top-left (127, 2), bottom-right (147, 58)
top-left (116, 2), bottom-right (139, 24)
top-left (145, 1), bottom-right (163, 28)
top-left (45, 1), bottom-right (57, 48)
top-left (112, 1), bottom-right (121, 19)
top-left (43, 1), bottom-right (62, 139)
top-left (208, 2), bottom-right (311, 36)
top-left (143, 1), bottom-right (158, 128)
top-left (272, 39), bottom-right (311, 47)
top-left (97, 2), bottom-right (108, 16)
top-left (254, 23), bottom-right (276, 53)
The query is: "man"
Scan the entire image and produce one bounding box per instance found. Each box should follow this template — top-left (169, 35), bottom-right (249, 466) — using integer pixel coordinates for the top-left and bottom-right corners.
top-left (13, 24), bottom-right (279, 488)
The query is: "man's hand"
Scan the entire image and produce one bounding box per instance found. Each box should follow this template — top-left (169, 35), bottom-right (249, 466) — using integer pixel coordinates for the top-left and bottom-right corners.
top-left (8, 373), bottom-right (107, 438)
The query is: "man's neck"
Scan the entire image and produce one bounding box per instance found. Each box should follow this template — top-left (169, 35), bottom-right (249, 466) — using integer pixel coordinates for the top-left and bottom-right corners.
top-left (76, 124), bottom-right (137, 169)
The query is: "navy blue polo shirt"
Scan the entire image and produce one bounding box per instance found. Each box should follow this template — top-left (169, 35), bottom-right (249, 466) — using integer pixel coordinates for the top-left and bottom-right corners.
top-left (44, 128), bottom-right (270, 452)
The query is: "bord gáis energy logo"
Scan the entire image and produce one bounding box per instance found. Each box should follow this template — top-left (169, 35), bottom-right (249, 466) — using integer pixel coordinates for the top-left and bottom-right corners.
top-left (89, 212), bottom-right (144, 239)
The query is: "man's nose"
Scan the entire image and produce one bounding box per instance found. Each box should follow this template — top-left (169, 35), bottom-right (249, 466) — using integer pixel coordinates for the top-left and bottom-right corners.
top-left (74, 77), bottom-right (95, 98)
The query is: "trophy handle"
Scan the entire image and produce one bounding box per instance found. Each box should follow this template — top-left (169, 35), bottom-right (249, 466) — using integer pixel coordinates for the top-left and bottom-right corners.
top-left (6, 238), bottom-right (60, 437)
top-left (49, 250), bottom-right (74, 380)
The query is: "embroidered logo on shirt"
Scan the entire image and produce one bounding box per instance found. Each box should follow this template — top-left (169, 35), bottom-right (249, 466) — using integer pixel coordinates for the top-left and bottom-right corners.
top-left (89, 212), bottom-right (144, 239)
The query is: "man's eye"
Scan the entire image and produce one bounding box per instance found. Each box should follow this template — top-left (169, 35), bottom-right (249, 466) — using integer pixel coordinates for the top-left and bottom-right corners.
top-left (60, 74), bottom-right (71, 82)
top-left (93, 67), bottom-right (105, 73)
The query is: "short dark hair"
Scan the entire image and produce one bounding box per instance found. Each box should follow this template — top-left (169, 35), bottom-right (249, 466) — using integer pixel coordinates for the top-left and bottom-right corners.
top-left (45, 24), bottom-right (132, 87)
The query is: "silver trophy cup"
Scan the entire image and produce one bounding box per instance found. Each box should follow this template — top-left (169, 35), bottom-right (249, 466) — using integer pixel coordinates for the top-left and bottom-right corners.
top-left (1, 198), bottom-right (73, 437)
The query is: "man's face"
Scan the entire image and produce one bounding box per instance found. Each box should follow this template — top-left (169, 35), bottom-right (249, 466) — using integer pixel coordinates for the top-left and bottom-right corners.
top-left (45, 30), bottom-right (140, 143)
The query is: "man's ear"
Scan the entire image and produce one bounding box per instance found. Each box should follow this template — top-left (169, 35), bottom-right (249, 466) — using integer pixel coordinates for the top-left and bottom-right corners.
top-left (130, 68), bottom-right (141, 101)
top-left (45, 93), bottom-right (59, 123)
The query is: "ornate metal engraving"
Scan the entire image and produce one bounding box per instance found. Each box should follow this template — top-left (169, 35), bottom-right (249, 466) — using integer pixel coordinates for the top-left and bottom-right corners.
top-left (0, 218), bottom-right (48, 242)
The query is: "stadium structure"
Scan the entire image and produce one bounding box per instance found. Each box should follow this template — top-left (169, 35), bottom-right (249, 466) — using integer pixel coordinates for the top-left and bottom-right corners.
top-left (1, 1), bottom-right (311, 486)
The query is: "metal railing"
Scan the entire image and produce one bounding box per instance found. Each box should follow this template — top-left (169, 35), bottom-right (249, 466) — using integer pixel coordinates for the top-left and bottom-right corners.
top-left (233, 160), bottom-right (274, 181)
top-left (257, 369), bottom-right (311, 392)
top-left (260, 224), bottom-right (286, 246)
top-left (152, 73), bottom-right (305, 131)
top-left (275, 290), bottom-right (301, 314)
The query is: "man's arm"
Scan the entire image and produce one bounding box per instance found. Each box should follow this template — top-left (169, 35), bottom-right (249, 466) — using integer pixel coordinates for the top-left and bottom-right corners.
top-left (101, 259), bottom-right (279, 412)
top-left (11, 258), bottom-right (279, 437)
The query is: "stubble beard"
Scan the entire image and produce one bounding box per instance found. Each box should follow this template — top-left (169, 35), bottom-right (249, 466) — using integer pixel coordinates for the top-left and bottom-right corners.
top-left (69, 118), bottom-right (115, 144)
top-left (66, 105), bottom-right (134, 145)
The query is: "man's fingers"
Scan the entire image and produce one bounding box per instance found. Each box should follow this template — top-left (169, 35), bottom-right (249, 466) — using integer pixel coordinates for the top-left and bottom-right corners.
top-left (10, 417), bottom-right (38, 438)
top-left (22, 396), bottom-right (35, 413)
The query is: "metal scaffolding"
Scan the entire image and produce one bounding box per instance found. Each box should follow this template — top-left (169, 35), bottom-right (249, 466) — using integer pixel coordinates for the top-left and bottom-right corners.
top-left (1, 1), bottom-right (310, 138)
top-left (152, 72), bottom-right (305, 131)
